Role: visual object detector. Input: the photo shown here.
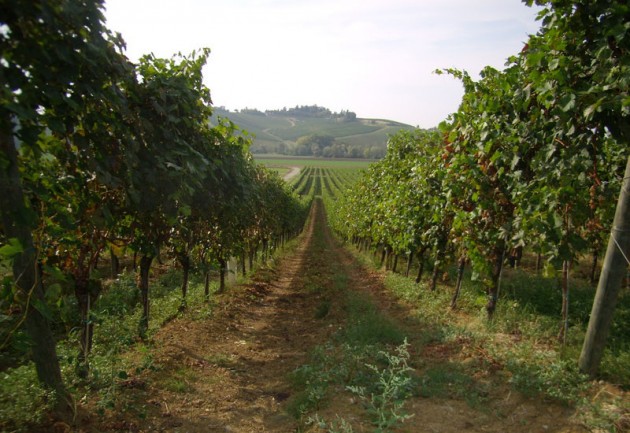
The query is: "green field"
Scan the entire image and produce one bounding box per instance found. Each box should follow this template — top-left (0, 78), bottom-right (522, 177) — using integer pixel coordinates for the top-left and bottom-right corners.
top-left (255, 155), bottom-right (373, 170)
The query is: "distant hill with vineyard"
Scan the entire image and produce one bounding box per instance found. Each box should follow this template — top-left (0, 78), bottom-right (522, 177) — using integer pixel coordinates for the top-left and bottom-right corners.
top-left (212, 105), bottom-right (416, 159)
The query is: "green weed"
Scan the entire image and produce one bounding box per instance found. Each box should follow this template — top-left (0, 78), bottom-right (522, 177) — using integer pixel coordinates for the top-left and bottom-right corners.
top-left (579, 396), bottom-right (630, 433)
top-left (154, 365), bottom-right (196, 394)
top-left (601, 349), bottom-right (630, 386)
top-left (288, 246), bottom-right (413, 428)
top-left (288, 345), bottom-right (337, 418)
top-left (333, 272), bottom-right (348, 291)
top-left (97, 270), bottom-right (139, 317)
top-left (315, 299), bottom-right (331, 319)
top-left (206, 352), bottom-right (235, 368)
top-left (341, 294), bottom-right (405, 347)
top-left (506, 353), bottom-right (590, 405)
top-left (307, 414), bottom-right (355, 432)
top-left (290, 341), bottom-right (416, 430)
top-left (0, 365), bottom-right (55, 432)
top-left (305, 281), bottom-right (324, 293)
top-left (419, 363), bottom-right (489, 408)
top-left (162, 378), bottom-right (191, 393)
top-left (347, 340), bottom-right (415, 432)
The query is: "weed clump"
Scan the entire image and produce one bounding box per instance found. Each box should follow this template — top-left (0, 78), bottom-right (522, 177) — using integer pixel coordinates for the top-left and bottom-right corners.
top-left (289, 282), bottom-right (415, 432)
top-left (347, 341), bottom-right (415, 431)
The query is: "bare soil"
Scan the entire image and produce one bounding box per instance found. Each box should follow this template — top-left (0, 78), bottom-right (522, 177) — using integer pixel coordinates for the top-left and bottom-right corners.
top-left (72, 200), bottom-right (587, 433)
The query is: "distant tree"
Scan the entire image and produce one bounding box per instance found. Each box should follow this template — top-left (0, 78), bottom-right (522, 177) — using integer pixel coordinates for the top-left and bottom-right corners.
top-left (240, 107), bottom-right (266, 116)
top-left (250, 143), bottom-right (268, 154)
top-left (311, 143), bottom-right (323, 156)
top-left (324, 143), bottom-right (347, 158)
top-left (214, 106), bottom-right (230, 115)
top-left (276, 142), bottom-right (288, 154)
top-left (267, 104), bottom-right (336, 118)
top-left (348, 146), bottom-right (363, 158)
top-left (339, 110), bottom-right (357, 122)
top-left (296, 134), bottom-right (336, 156)
top-left (364, 145), bottom-right (387, 159)
top-left (294, 142), bottom-right (312, 156)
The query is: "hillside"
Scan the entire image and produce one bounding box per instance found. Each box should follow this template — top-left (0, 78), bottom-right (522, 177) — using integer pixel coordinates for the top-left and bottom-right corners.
top-left (212, 106), bottom-right (416, 159)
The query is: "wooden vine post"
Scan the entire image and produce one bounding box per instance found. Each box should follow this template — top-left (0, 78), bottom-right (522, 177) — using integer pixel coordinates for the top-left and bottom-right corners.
top-left (579, 156), bottom-right (630, 376)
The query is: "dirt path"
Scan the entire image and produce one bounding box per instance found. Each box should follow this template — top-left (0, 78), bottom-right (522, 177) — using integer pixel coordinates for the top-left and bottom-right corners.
top-left (82, 200), bottom-right (585, 433)
top-left (142, 203), bottom-right (328, 432)
top-left (282, 166), bottom-right (301, 182)
top-left (83, 200), bottom-right (342, 432)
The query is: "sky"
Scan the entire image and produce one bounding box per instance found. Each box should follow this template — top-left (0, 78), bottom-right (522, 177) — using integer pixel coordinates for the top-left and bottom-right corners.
top-left (103, 0), bottom-right (542, 128)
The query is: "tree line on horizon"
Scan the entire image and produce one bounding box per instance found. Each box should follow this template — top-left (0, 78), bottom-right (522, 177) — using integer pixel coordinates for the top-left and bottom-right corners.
top-left (217, 104), bottom-right (358, 122)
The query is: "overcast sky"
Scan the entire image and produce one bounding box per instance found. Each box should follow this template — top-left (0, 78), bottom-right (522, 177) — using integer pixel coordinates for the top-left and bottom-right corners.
top-left (104, 0), bottom-right (542, 128)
